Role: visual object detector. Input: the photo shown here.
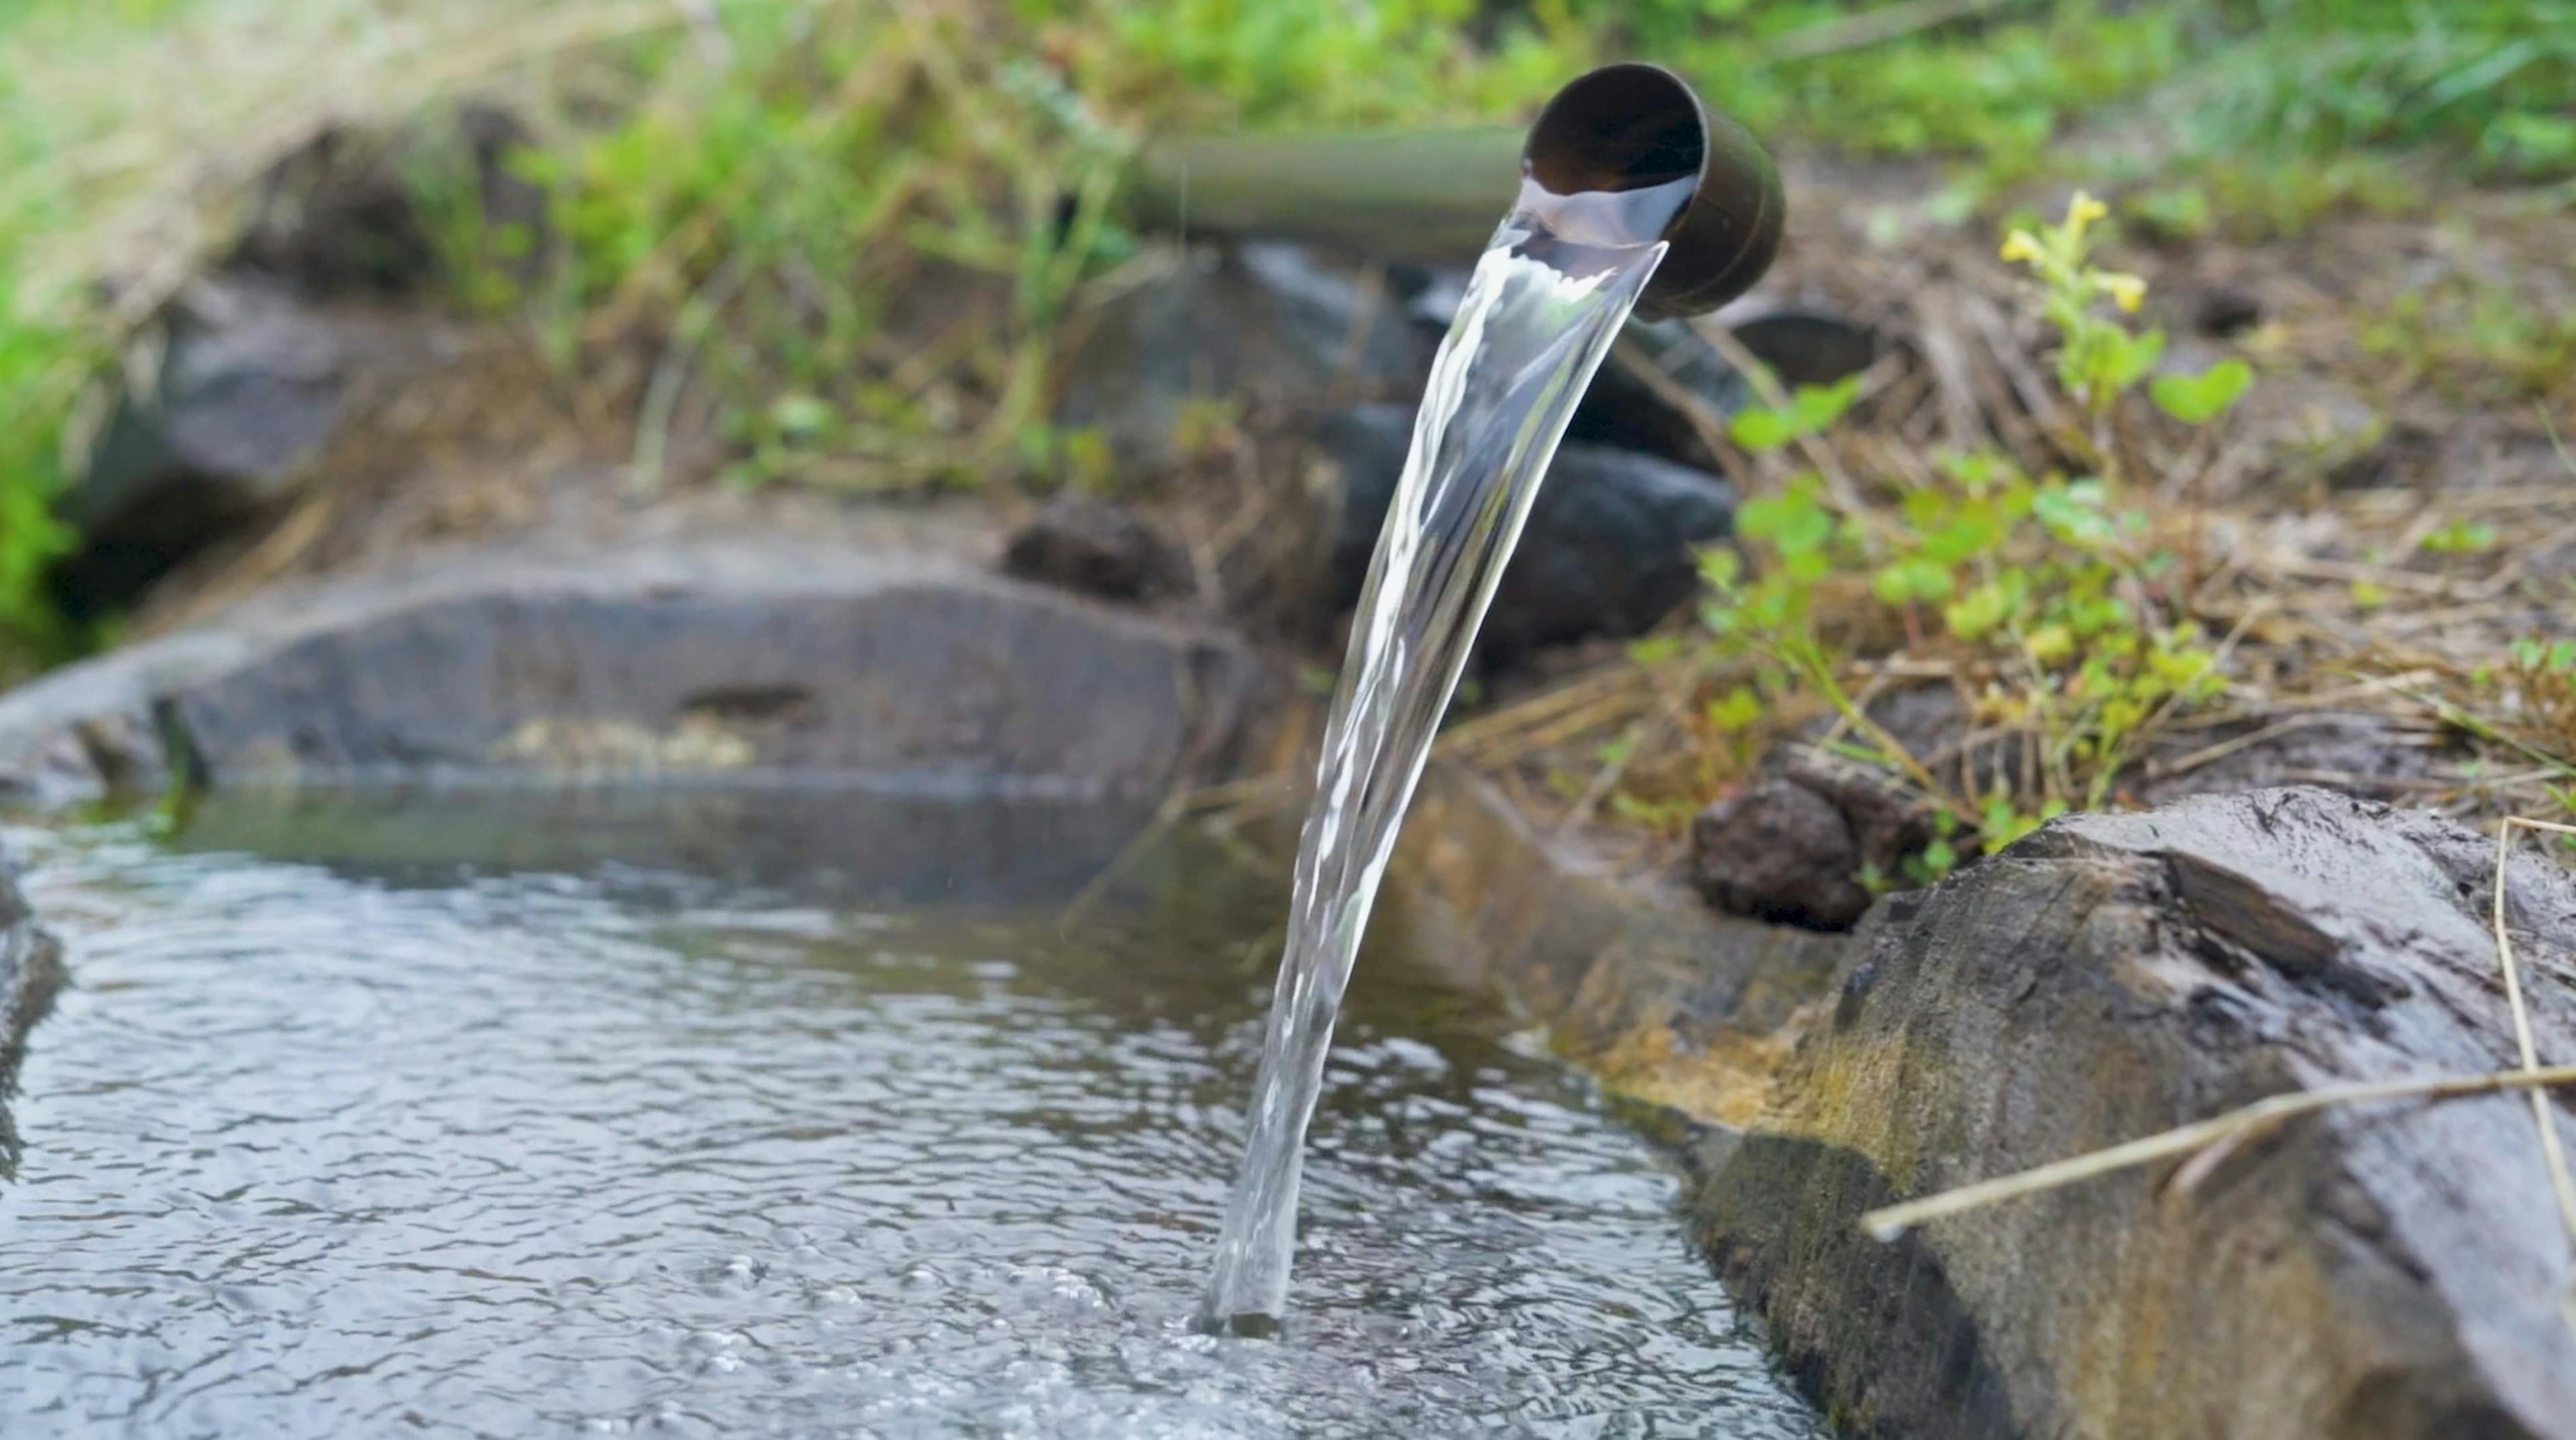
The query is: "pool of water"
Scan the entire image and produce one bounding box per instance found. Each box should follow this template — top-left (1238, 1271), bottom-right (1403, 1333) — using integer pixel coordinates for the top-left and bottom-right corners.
top-left (0, 792), bottom-right (1823, 1439)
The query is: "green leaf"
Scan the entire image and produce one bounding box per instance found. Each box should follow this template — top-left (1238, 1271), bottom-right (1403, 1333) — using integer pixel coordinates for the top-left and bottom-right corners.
top-left (1707, 685), bottom-right (1762, 732)
top-left (2032, 480), bottom-right (2117, 546)
top-left (1627, 633), bottom-right (1686, 666)
top-left (1872, 557), bottom-right (1953, 604)
top-left (1944, 581), bottom-right (2011, 640)
top-left (1737, 490), bottom-right (1833, 555)
top-left (1790, 376), bottom-right (1863, 433)
top-left (1697, 545), bottom-right (1744, 590)
top-left (1727, 376), bottom-right (1861, 451)
top-left (2101, 327), bottom-right (2168, 392)
top-left (1729, 408), bottom-right (1796, 451)
top-left (2149, 358), bottom-right (2253, 424)
top-left (2419, 519), bottom-right (2499, 555)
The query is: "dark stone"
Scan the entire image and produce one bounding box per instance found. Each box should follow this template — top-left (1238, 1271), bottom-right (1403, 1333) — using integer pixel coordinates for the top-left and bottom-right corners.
top-left (229, 104), bottom-right (548, 298)
top-left (2195, 285), bottom-right (2264, 339)
top-left (1698, 787), bottom-right (2576, 1440)
top-left (1727, 305), bottom-right (1884, 389)
top-left (1562, 315), bottom-right (1756, 466)
top-left (1053, 242), bottom-right (1430, 474)
top-left (1002, 494), bottom-right (1192, 602)
top-left (1690, 779), bottom-right (1871, 931)
top-left (55, 277), bottom-right (439, 616)
top-left (1788, 751), bottom-right (1939, 876)
top-left (1318, 402), bottom-right (1737, 662)
top-left (0, 536), bottom-right (1269, 804)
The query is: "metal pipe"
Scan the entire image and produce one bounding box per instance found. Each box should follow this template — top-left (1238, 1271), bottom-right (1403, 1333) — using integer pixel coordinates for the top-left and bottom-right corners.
top-left (1132, 64), bottom-right (1783, 319)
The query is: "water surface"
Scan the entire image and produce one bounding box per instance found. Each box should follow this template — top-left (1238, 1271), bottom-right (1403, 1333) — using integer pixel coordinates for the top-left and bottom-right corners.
top-left (0, 795), bottom-right (1821, 1439)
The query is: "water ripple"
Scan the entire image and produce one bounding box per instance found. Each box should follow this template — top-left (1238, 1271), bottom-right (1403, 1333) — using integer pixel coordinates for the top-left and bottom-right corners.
top-left (0, 817), bottom-right (1823, 1439)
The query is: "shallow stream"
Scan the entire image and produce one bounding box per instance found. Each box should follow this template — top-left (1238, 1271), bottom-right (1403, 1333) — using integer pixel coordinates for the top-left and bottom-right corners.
top-left (0, 793), bottom-right (1821, 1439)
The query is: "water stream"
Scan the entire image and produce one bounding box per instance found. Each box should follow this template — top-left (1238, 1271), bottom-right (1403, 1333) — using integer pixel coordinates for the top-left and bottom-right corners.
top-left (1198, 174), bottom-right (1693, 1331)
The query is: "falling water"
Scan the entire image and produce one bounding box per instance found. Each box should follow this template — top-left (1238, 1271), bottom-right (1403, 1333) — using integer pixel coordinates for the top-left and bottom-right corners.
top-left (1199, 170), bottom-right (1695, 1332)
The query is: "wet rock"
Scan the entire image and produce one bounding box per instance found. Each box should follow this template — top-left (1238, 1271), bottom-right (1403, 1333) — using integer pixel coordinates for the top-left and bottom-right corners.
top-left (1054, 243), bottom-right (1430, 474)
top-left (0, 838), bottom-right (66, 1174)
top-left (1318, 402), bottom-right (1736, 661)
top-left (0, 536), bottom-right (1267, 804)
top-left (57, 276), bottom-right (441, 616)
top-left (2139, 709), bottom-right (2439, 804)
top-left (1690, 779), bottom-right (1871, 931)
top-left (1381, 763), bottom-right (1852, 1128)
top-left (1002, 494), bottom-right (1193, 602)
top-left (1564, 315), bottom-right (1758, 466)
top-left (1697, 787), bottom-right (2576, 1440)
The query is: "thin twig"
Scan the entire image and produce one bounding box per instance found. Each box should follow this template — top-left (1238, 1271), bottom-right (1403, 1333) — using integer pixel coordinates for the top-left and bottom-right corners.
top-left (1860, 1062), bottom-right (2576, 1239)
top-left (2493, 816), bottom-right (2576, 1338)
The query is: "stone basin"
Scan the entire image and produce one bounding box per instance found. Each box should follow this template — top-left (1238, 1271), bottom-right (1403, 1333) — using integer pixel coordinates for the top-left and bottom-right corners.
top-left (1, 531), bottom-right (2571, 1439)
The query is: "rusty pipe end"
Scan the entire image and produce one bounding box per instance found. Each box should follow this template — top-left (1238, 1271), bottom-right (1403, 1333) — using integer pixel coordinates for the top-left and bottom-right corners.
top-left (1523, 62), bottom-right (1783, 320)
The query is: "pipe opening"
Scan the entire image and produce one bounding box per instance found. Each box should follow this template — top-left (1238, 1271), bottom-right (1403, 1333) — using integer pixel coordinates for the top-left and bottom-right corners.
top-left (1523, 62), bottom-right (1782, 318)
top-left (1523, 65), bottom-right (1706, 239)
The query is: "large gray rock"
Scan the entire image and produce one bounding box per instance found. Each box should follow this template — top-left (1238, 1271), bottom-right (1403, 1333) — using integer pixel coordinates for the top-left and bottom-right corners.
top-left (0, 535), bottom-right (1269, 806)
top-left (1054, 243), bottom-right (1431, 474)
top-left (60, 277), bottom-right (442, 614)
top-left (1695, 787), bottom-right (2576, 1440)
top-left (1318, 402), bottom-right (1737, 662)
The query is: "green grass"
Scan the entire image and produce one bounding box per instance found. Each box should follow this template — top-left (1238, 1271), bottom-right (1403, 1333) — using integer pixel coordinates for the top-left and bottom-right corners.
top-left (3, 0), bottom-right (2571, 681)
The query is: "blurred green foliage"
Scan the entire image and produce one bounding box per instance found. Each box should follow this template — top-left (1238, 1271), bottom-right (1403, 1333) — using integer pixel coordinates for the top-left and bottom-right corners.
top-left (3, 0), bottom-right (2573, 681)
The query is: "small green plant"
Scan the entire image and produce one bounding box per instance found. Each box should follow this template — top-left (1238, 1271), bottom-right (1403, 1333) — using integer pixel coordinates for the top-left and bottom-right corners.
top-left (2420, 518), bottom-right (2501, 556)
top-left (1686, 193), bottom-right (2247, 870)
top-left (1998, 193), bottom-right (2158, 417)
top-left (2501, 637), bottom-right (2576, 749)
top-left (2359, 276), bottom-right (2576, 403)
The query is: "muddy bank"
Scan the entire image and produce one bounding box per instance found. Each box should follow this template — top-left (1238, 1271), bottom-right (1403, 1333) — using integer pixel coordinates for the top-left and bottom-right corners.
top-left (1389, 773), bottom-right (2576, 1440)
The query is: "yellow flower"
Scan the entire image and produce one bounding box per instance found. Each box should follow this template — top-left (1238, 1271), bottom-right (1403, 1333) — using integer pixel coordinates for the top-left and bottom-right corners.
top-left (1998, 229), bottom-right (2043, 264)
top-left (2099, 271), bottom-right (2146, 313)
top-left (2066, 190), bottom-right (2108, 237)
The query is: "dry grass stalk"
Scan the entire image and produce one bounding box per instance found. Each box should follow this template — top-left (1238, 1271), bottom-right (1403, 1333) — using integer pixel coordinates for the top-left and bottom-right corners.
top-left (2492, 815), bottom-right (2576, 1338)
top-left (1856, 1062), bottom-right (2576, 1239)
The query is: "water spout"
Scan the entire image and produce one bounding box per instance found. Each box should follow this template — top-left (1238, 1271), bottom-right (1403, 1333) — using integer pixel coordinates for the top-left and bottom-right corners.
top-left (1196, 64), bottom-right (1781, 1334)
